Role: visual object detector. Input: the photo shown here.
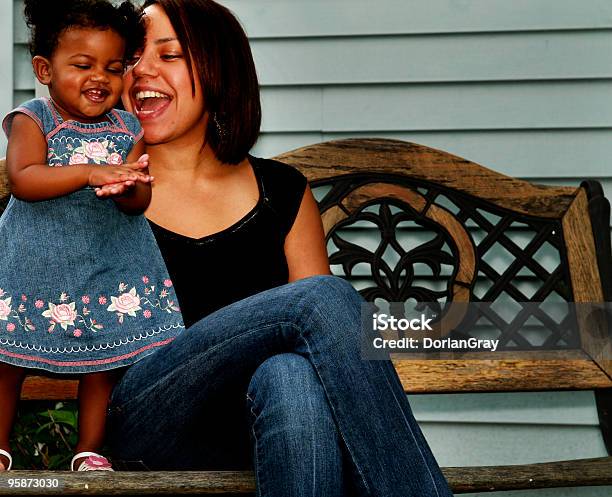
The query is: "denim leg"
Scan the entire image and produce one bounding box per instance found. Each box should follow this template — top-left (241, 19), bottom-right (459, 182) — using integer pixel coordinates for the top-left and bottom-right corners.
top-left (246, 353), bottom-right (344, 497)
top-left (107, 275), bottom-right (453, 496)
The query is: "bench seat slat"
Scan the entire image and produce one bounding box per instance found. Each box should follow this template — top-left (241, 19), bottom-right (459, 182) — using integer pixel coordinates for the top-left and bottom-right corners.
top-left (21, 350), bottom-right (612, 400)
top-left (4, 457), bottom-right (611, 495)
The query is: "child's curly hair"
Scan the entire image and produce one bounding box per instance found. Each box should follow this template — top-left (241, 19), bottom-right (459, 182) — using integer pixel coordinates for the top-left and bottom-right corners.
top-left (24, 0), bottom-right (144, 61)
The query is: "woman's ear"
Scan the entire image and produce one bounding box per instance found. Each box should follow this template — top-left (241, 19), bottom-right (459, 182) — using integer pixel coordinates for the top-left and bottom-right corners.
top-left (32, 56), bottom-right (52, 85)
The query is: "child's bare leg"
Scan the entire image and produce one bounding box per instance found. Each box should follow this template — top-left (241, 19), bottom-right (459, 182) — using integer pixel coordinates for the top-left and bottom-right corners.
top-left (0, 363), bottom-right (26, 470)
top-left (73, 370), bottom-right (122, 469)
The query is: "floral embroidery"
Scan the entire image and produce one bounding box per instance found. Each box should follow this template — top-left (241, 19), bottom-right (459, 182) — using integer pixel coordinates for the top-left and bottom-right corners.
top-left (69, 153), bottom-right (87, 165)
top-left (141, 277), bottom-right (181, 315)
top-left (0, 296), bottom-right (11, 320)
top-left (49, 139), bottom-right (125, 166)
top-left (1, 278), bottom-right (180, 336)
top-left (0, 290), bottom-right (36, 331)
top-left (107, 287), bottom-right (142, 322)
top-left (42, 302), bottom-right (77, 330)
top-left (108, 152), bottom-right (123, 165)
top-left (41, 293), bottom-right (104, 334)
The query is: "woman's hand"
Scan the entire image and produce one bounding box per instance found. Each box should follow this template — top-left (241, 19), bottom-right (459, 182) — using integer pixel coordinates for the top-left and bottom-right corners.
top-left (94, 181), bottom-right (136, 198)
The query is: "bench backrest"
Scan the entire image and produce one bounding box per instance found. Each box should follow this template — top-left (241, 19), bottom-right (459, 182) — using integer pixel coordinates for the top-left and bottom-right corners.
top-left (1, 138), bottom-right (611, 399)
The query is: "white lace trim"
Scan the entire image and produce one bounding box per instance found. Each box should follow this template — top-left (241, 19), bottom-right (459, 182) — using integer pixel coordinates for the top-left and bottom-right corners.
top-left (49, 134), bottom-right (133, 144)
top-left (0, 323), bottom-right (184, 354)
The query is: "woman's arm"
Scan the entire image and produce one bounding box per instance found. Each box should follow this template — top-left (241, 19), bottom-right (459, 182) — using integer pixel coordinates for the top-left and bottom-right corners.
top-left (284, 185), bottom-right (332, 281)
top-left (108, 141), bottom-right (152, 215)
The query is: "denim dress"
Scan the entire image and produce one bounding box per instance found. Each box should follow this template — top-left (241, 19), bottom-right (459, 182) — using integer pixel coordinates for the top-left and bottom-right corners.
top-left (0, 98), bottom-right (184, 374)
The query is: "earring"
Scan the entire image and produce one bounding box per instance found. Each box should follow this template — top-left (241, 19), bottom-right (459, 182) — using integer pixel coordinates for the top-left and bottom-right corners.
top-left (213, 112), bottom-right (227, 140)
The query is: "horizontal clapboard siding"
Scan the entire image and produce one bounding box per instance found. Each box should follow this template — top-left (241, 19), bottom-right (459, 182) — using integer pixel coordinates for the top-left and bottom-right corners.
top-left (222, 0), bottom-right (612, 37)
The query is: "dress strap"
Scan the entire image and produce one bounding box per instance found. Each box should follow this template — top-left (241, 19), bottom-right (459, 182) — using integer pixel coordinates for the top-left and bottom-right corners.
top-left (44, 97), bottom-right (65, 127)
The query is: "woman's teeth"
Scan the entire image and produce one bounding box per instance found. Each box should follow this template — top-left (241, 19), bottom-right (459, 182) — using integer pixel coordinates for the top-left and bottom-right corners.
top-left (134, 91), bottom-right (171, 114)
top-left (135, 90), bottom-right (169, 100)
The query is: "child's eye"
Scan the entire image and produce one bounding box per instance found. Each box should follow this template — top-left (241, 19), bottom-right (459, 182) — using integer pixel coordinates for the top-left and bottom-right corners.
top-left (73, 64), bottom-right (91, 70)
top-left (107, 67), bottom-right (123, 74)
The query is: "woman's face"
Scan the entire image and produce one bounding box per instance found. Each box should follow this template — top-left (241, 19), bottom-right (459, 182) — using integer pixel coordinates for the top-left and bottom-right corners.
top-left (122, 4), bottom-right (206, 146)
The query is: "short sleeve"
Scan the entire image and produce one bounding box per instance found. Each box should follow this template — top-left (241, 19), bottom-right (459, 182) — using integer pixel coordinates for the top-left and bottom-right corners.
top-left (113, 109), bottom-right (144, 144)
top-left (2, 98), bottom-right (53, 138)
top-left (252, 156), bottom-right (308, 237)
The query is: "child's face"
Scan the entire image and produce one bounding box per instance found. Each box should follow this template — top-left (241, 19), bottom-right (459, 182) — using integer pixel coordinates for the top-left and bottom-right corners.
top-left (36, 28), bottom-right (126, 122)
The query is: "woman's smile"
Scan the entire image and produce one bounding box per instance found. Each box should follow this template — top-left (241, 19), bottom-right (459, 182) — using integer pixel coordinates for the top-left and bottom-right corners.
top-left (122, 4), bottom-right (205, 146)
top-left (131, 87), bottom-right (172, 120)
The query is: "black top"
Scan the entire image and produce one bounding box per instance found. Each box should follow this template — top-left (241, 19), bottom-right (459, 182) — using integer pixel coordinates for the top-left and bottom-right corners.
top-left (148, 156), bottom-right (308, 328)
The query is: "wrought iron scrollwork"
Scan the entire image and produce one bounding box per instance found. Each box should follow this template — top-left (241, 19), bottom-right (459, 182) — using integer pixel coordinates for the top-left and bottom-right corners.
top-left (314, 172), bottom-right (576, 350)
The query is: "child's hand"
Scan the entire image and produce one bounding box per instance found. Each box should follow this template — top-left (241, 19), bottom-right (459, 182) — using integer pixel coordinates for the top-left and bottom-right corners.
top-left (87, 162), bottom-right (152, 188)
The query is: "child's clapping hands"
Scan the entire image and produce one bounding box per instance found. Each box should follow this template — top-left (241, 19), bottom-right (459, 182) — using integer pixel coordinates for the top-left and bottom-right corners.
top-left (93, 154), bottom-right (153, 198)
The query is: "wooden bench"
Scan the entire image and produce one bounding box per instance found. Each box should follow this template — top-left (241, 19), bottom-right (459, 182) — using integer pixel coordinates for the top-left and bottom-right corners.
top-left (1, 138), bottom-right (612, 494)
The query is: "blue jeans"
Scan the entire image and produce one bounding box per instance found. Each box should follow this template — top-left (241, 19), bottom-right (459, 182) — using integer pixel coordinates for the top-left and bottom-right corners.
top-left (106, 275), bottom-right (453, 497)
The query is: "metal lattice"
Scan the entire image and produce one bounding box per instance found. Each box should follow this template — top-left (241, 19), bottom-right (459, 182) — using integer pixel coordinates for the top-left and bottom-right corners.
top-left (314, 173), bottom-right (578, 350)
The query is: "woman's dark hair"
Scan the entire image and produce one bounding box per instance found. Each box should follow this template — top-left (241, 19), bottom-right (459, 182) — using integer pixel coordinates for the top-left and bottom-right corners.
top-left (24, 0), bottom-right (144, 61)
top-left (143, 0), bottom-right (261, 165)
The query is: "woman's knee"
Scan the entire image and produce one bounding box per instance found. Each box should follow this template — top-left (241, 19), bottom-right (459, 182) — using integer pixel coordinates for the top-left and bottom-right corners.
top-left (246, 353), bottom-right (332, 423)
top-left (298, 275), bottom-right (361, 305)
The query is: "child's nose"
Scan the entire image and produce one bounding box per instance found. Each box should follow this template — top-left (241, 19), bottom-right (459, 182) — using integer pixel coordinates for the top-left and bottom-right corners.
top-left (90, 70), bottom-right (110, 83)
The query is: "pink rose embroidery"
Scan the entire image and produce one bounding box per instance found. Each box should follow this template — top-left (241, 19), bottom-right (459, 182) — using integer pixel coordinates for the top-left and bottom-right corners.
top-left (107, 287), bottom-right (141, 317)
top-left (69, 152), bottom-right (88, 165)
top-left (42, 302), bottom-right (77, 330)
top-left (73, 329), bottom-right (82, 337)
top-left (163, 279), bottom-right (173, 288)
top-left (21, 294), bottom-right (27, 302)
top-left (142, 276), bottom-right (149, 284)
top-left (98, 296), bottom-right (107, 305)
top-left (143, 309), bottom-right (152, 319)
top-left (0, 297), bottom-right (12, 321)
top-left (108, 152), bottom-right (123, 165)
top-left (35, 299), bottom-right (44, 309)
top-left (84, 141), bottom-right (109, 160)
top-left (81, 295), bottom-right (90, 304)
top-left (6, 323), bottom-right (15, 332)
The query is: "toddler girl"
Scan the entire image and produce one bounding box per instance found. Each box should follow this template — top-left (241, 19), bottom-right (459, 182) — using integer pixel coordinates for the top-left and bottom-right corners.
top-left (0, 0), bottom-right (184, 471)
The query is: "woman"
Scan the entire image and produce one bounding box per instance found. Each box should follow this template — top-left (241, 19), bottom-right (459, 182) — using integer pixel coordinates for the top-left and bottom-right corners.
top-left (105, 1), bottom-right (453, 496)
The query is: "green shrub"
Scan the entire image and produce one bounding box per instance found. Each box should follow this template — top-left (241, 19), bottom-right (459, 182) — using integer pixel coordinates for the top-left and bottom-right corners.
top-left (10, 401), bottom-right (78, 470)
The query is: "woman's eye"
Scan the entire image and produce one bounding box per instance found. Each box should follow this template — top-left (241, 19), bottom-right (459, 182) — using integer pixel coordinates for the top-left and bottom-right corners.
top-left (161, 54), bottom-right (182, 60)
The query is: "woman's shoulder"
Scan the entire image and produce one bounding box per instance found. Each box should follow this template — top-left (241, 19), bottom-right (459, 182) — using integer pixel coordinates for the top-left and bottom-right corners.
top-left (250, 155), bottom-right (308, 192)
top-left (250, 155), bottom-right (309, 235)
